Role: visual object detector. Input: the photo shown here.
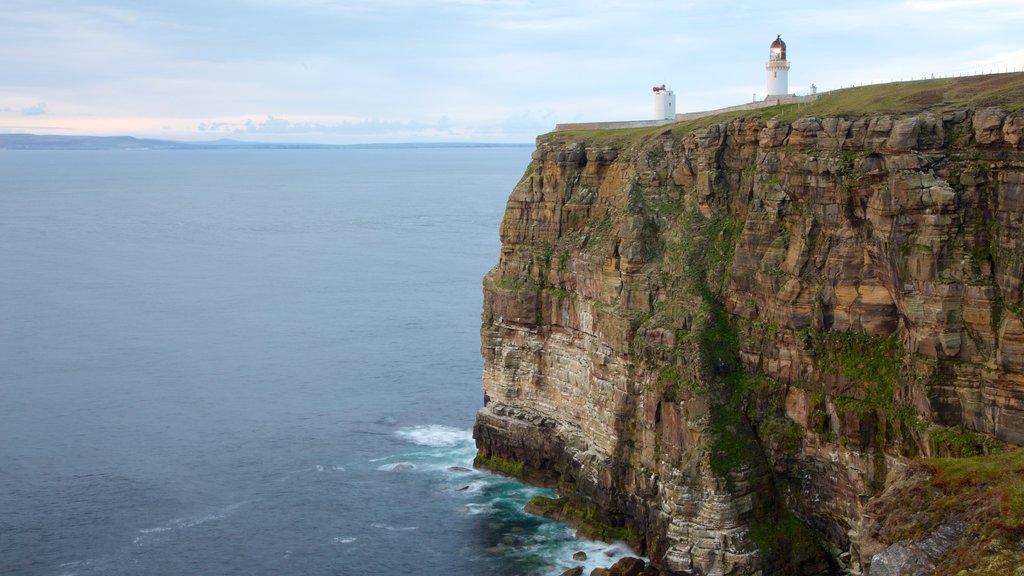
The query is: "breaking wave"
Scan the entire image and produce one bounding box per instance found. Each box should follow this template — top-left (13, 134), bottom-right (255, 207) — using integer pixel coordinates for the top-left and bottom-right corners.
top-left (395, 424), bottom-right (469, 448)
top-left (380, 423), bottom-right (643, 575)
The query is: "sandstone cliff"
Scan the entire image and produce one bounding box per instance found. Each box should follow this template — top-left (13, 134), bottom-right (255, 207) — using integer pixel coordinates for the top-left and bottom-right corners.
top-left (473, 74), bottom-right (1024, 576)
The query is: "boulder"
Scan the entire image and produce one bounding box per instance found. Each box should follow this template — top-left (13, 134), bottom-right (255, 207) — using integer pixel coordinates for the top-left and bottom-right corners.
top-left (973, 107), bottom-right (1007, 145)
top-left (607, 556), bottom-right (646, 576)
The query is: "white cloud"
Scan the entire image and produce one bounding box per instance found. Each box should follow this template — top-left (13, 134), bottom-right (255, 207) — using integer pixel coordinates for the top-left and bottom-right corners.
top-left (2, 1), bottom-right (1023, 143)
top-left (905, 0), bottom-right (1020, 10)
top-left (19, 102), bottom-right (47, 116)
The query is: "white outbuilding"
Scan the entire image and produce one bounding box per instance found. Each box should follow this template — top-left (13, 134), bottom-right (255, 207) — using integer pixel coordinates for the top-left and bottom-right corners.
top-left (653, 85), bottom-right (676, 120)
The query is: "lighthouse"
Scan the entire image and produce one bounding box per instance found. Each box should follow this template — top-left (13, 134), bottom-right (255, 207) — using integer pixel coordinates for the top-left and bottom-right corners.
top-left (653, 85), bottom-right (675, 120)
top-left (765, 34), bottom-right (790, 97)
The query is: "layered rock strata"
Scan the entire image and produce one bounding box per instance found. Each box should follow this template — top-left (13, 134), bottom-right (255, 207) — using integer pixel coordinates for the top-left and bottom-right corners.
top-left (474, 77), bottom-right (1024, 576)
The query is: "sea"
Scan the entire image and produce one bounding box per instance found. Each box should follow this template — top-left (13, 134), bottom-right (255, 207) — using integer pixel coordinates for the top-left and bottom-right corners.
top-left (0, 148), bottom-right (637, 576)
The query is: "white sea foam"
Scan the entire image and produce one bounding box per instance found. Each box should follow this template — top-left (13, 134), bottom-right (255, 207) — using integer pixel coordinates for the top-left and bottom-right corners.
top-left (395, 424), bottom-right (470, 448)
top-left (463, 503), bottom-right (494, 516)
top-left (172, 512), bottom-right (223, 529)
top-left (332, 537), bottom-right (357, 544)
top-left (600, 541), bottom-right (636, 557)
top-left (371, 523), bottom-right (418, 531)
top-left (370, 422), bottom-right (642, 573)
top-left (331, 465), bottom-right (346, 472)
top-left (315, 465), bottom-right (324, 472)
top-left (56, 559), bottom-right (90, 576)
top-left (134, 502), bottom-right (244, 545)
top-left (376, 462), bottom-right (416, 472)
top-left (542, 539), bottom-right (644, 575)
top-left (453, 480), bottom-right (488, 494)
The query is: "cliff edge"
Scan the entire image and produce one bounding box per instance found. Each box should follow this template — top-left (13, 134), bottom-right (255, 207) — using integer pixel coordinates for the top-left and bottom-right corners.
top-left (474, 74), bottom-right (1024, 576)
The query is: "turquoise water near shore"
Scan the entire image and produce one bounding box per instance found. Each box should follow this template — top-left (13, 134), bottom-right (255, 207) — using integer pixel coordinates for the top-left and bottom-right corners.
top-left (0, 148), bottom-right (634, 575)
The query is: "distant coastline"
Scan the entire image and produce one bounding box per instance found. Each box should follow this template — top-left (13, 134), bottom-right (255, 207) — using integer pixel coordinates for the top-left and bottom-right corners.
top-left (0, 133), bottom-right (533, 151)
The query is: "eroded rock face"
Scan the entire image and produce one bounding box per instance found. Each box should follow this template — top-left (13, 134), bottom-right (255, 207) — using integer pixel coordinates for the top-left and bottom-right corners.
top-left (474, 106), bottom-right (1024, 575)
top-left (869, 520), bottom-right (967, 576)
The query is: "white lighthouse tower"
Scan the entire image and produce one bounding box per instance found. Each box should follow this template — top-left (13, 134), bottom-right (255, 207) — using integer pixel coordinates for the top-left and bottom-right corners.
top-left (765, 34), bottom-right (790, 98)
top-left (653, 85), bottom-right (675, 120)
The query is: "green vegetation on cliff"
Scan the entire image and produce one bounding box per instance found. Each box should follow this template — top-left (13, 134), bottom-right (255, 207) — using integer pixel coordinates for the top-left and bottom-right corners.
top-left (526, 495), bottom-right (641, 545)
top-left (484, 73), bottom-right (1024, 575)
top-left (654, 204), bottom-right (830, 569)
top-left (474, 452), bottom-right (527, 478)
top-left (813, 330), bottom-right (902, 394)
top-left (871, 449), bottom-right (1024, 575)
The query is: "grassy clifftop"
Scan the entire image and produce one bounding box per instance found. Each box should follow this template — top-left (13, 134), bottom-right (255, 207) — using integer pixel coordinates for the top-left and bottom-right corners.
top-left (543, 72), bottom-right (1024, 147)
top-left (803, 72), bottom-right (1024, 116)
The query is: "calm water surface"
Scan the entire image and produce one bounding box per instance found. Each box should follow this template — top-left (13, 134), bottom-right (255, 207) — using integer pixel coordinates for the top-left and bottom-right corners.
top-left (0, 149), bottom-right (634, 575)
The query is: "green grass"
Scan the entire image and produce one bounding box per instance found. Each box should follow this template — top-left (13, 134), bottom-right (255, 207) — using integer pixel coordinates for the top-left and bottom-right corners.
top-left (526, 496), bottom-right (642, 545)
top-left (540, 124), bottom-right (672, 148)
top-left (929, 448), bottom-right (1024, 534)
top-left (929, 425), bottom-right (1000, 458)
top-left (474, 452), bottom-right (527, 478)
top-left (868, 449), bottom-right (1024, 575)
top-left (670, 106), bottom-right (802, 138)
top-left (800, 74), bottom-right (1024, 117)
top-left (757, 416), bottom-right (805, 455)
top-left (543, 286), bottom-right (574, 299)
top-left (527, 495), bottom-right (562, 509)
top-left (541, 74), bottom-right (1024, 150)
top-left (809, 329), bottom-right (903, 414)
top-left (749, 510), bottom-right (824, 569)
top-left (522, 161), bottom-right (536, 179)
top-left (708, 375), bottom-right (762, 478)
top-left (656, 366), bottom-right (685, 402)
top-left (492, 276), bottom-right (524, 291)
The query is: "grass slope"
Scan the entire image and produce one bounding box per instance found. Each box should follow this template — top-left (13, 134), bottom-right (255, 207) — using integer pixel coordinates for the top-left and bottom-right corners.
top-left (874, 449), bottom-right (1024, 575)
top-left (542, 73), bottom-right (1024, 147)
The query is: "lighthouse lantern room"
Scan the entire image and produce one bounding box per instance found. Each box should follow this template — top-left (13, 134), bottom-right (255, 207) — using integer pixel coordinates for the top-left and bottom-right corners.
top-left (765, 34), bottom-right (790, 97)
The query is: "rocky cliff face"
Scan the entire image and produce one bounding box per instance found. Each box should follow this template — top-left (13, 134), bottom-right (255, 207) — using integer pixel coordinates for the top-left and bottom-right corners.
top-left (473, 75), bottom-right (1024, 575)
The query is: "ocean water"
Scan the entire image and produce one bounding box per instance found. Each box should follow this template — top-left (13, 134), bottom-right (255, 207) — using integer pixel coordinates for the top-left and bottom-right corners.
top-left (0, 148), bottom-right (635, 576)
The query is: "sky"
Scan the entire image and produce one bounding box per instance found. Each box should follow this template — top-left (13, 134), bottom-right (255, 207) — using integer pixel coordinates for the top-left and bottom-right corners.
top-left (1, 0), bottom-right (1022, 144)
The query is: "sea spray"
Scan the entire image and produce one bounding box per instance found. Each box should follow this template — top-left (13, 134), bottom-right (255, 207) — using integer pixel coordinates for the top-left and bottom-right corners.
top-left (389, 425), bottom-right (639, 575)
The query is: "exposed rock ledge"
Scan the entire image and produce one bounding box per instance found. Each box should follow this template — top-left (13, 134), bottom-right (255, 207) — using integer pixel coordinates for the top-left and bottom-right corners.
top-left (474, 75), bottom-right (1024, 575)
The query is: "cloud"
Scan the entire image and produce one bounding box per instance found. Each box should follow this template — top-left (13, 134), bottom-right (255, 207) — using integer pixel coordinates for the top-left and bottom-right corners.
top-left (197, 114), bottom-right (460, 138)
top-left (905, 0), bottom-right (1019, 9)
top-left (243, 115), bottom-right (292, 133)
top-left (4, 1), bottom-right (1022, 144)
top-left (19, 102), bottom-right (48, 116)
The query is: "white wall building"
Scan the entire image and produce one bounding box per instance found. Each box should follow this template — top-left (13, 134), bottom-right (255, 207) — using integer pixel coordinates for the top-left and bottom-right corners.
top-left (653, 85), bottom-right (676, 120)
top-left (765, 35), bottom-right (790, 97)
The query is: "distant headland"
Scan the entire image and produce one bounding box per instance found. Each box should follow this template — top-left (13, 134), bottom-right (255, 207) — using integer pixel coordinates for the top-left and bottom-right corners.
top-left (0, 134), bottom-right (532, 151)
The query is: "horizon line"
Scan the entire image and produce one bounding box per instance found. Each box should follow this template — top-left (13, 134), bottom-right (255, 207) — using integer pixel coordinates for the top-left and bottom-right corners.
top-left (0, 132), bottom-right (535, 151)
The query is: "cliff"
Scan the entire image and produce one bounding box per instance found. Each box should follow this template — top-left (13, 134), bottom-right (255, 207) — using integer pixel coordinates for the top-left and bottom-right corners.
top-left (473, 74), bottom-right (1024, 576)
